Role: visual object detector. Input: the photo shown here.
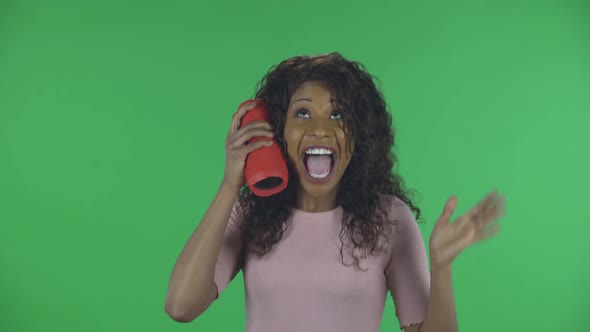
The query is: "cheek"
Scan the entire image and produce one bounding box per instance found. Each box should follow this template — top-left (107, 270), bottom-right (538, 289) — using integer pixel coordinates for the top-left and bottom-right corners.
top-left (283, 128), bottom-right (298, 157)
top-left (336, 132), bottom-right (353, 160)
top-left (287, 144), bottom-right (298, 159)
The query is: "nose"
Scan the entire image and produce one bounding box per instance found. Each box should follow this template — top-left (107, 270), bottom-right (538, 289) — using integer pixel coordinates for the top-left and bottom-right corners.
top-left (305, 118), bottom-right (335, 138)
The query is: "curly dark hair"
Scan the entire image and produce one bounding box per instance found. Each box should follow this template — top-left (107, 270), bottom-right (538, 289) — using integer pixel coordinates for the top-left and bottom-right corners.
top-left (237, 52), bottom-right (422, 270)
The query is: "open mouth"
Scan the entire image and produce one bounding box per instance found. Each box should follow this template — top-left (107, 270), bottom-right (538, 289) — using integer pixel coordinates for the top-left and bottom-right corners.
top-left (301, 146), bottom-right (337, 183)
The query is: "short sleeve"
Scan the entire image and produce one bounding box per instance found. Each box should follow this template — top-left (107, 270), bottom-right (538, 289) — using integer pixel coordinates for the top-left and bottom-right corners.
top-left (384, 197), bottom-right (430, 330)
top-left (212, 198), bottom-right (246, 299)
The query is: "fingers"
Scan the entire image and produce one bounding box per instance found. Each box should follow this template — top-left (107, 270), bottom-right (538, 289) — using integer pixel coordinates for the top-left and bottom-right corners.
top-left (228, 138), bottom-right (273, 163)
top-left (229, 121), bottom-right (274, 147)
top-left (437, 196), bottom-right (458, 225)
top-left (473, 192), bottom-right (505, 242)
top-left (466, 190), bottom-right (498, 219)
top-left (482, 193), bottom-right (506, 221)
top-left (243, 139), bottom-right (273, 155)
top-left (476, 222), bottom-right (501, 243)
top-left (229, 101), bottom-right (258, 135)
top-left (472, 193), bottom-right (505, 230)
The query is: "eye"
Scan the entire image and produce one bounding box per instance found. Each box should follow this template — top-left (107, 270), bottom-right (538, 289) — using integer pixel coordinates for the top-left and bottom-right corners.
top-left (330, 111), bottom-right (343, 119)
top-left (296, 108), bottom-right (310, 118)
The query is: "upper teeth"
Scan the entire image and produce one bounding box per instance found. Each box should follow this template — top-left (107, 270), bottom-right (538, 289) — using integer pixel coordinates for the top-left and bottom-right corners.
top-left (305, 148), bottom-right (333, 155)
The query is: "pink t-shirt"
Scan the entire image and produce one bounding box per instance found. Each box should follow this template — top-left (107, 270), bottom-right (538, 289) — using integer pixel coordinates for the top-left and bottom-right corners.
top-left (213, 194), bottom-right (430, 331)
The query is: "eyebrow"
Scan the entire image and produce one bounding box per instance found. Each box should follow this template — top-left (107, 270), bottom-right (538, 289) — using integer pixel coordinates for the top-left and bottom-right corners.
top-left (289, 98), bottom-right (336, 107)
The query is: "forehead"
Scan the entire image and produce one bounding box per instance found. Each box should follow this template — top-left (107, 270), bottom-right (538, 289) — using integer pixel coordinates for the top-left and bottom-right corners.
top-left (290, 81), bottom-right (334, 103)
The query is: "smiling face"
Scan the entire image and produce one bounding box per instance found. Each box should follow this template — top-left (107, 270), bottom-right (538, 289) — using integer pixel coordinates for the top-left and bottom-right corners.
top-left (283, 80), bottom-right (354, 211)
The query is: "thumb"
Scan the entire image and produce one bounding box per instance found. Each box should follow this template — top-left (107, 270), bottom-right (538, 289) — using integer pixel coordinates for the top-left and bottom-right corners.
top-left (437, 195), bottom-right (458, 225)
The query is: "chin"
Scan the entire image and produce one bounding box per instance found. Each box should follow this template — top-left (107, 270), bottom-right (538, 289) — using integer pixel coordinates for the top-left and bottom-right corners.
top-left (296, 170), bottom-right (341, 195)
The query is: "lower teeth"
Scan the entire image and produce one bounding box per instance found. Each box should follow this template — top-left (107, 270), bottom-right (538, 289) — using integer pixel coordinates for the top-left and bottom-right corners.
top-left (310, 171), bottom-right (330, 179)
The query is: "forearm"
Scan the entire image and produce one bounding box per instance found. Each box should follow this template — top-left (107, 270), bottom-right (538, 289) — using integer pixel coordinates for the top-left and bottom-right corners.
top-left (165, 181), bottom-right (241, 320)
top-left (420, 264), bottom-right (458, 332)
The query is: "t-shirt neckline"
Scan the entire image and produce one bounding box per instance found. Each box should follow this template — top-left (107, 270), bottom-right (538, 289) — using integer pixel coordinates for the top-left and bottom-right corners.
top-left (292, 205), bottom-right (343, 217)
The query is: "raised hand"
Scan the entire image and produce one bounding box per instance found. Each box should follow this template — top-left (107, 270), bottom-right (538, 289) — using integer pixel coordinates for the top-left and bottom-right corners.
top-left (222, 101), bottom-right (274, 191)
top-left (428, 190), bottom-right (506, 269)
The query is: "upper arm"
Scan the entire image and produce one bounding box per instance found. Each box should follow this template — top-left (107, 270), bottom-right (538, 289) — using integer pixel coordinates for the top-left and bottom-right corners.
top-left (212, 199), bottom-right (246, 298)
top-left (385, 197), bottom-right (430, 330)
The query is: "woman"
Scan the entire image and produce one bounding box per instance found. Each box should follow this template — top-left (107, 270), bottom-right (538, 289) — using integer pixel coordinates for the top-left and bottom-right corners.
top-left (164, 53), bottom-right (505, 332)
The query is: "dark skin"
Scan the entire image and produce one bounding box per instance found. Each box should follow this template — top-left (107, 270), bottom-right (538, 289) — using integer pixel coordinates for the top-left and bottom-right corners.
top-left (282, 80), bottom-right (506, 332)
top-left (164, 78), bottom-right (506, 330)
top-left (284, 80), bottom-right (354, 212)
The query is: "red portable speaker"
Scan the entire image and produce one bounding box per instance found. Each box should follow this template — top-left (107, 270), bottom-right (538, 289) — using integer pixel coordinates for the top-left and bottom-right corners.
top-left (238, 99), bottom-right (288, 197)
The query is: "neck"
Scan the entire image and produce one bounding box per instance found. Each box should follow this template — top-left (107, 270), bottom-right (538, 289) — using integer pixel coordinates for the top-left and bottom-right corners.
top-left (295, 184), bottom-right (339, 212)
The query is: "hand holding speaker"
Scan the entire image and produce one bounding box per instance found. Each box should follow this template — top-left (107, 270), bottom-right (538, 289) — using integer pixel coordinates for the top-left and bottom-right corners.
top-left (223, 100), bottom-right (275, 191)
top-left (223, 99), bottom-right (289, 196)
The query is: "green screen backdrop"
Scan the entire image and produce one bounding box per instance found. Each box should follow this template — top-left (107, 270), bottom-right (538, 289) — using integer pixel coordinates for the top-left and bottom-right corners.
top-left (1, 0), bottom-right (589, 331)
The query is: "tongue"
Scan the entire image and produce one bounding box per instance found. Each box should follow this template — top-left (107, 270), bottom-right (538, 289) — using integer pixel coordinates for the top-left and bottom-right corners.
top-left (306, 155), bottom-right (332, 175)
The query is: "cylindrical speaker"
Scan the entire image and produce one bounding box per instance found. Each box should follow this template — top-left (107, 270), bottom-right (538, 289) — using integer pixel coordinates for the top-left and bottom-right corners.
top-left (239, 99), bottom-right (288, 197)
